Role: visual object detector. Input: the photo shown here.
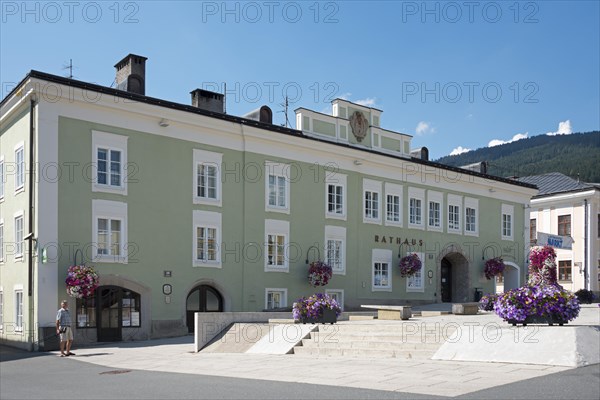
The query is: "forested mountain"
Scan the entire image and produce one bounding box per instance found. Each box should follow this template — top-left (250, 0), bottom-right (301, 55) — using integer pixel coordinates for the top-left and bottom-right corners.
top-left (435, 131), bottom-right (600, 182)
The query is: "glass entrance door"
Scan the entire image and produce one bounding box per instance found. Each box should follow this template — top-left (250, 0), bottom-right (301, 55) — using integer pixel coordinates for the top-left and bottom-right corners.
top-left (441, 258), bottom-right (452, 302)
top-left (97, 286), bottom-right (122, 342)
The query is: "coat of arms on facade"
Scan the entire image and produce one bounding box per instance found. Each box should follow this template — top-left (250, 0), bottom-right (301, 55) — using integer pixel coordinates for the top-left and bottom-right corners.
top-left (349, 111), bottom-right (368, 142)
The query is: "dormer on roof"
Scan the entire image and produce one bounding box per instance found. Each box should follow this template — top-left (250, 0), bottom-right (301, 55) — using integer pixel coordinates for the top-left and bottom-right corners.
top-left (295, 98), bottom-right (412, 157)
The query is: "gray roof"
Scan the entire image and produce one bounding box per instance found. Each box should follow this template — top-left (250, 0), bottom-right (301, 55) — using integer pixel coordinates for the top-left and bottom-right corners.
top-left (517, 172), bottom-right (596, 196)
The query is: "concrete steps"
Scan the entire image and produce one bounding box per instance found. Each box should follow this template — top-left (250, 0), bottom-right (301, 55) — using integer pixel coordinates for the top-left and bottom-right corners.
top-left (293, 322), bottom-right (454, 359)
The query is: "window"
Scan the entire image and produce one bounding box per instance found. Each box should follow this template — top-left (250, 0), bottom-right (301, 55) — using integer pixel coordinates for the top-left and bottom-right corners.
top-left (0, 156), bottom-right (4, 199)
top-left (447, 194), bottom-right (462, 233)
top-left (97, 148), bottom-right (121, 187)
top-left (265, 288), bottom-right (287, 309)
top-left (92, 131), bottom-right (128, 195)
top-left (97, 218), bottom-right (121, 256)
top-left (15, 144), bottom-right (25, 192)
top-left (407, 252), bottom-right (424, 292)
top-left (193, 210), bottom-right (221, 267)
top-left (464, 197), bottom-right (479, 236)
top-left (501, 204), bottom-right (514, 240)
top-left (385, 183), bottom-right (403, 226)
top-left (372, 249), bottom-right (392, 291)
top-left (558, 260), bottom-right (572, 282)
top-left (92, 200), bottom-right (128, 263)
top-left (530, 219), bottom-right (537, 244)
top-left (326, 172), bottom-right (346, 219)
top-left (325, 289), bottom-right (344, 311)
top-left (325, 226), bottom-right (346, 274)
top-left (0, 220), bottom-right (3, 262)
top-left (121, 290), bottom-right (141, 327)
top-left (409, 199), bottom-right (422, 225)
top-left (427, 191), bottom-right (442, 231)
top-left (558, 215), bottom-right (571, 236)
top-left (265, 219), bottom-right (289, 271)
top-left (197, 227), bottom-right (217, 261)
top-left (15, 290), bottom-right (23, 332)
top-left (14, 213), bottom-right (24, 259)
top-left (363, 179), bottom-right (381, 223)
top-left (76, 296), bottom-right (96, 328)
top-left (193, 149), bottom-right (222, 206)
top-left (496, 272), bottom-right (504, 283)
top-left (265, 161), bottom-right (290, 213)
top-left (408, 188), bottom-right (425, 228)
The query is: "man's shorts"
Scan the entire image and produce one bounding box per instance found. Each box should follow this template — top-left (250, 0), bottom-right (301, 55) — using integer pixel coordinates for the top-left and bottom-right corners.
top-left (60, 326), bottom-right (73, 341)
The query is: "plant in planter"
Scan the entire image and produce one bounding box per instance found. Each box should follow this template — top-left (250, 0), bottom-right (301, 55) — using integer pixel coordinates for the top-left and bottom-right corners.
top-left (307, 261), bottom-right (333, 287)
top-left (494, 245), bottom-right (580, 325)
top-left (484, 257), bottom-right (505, 280)
top-left (575, 289), bottom-right (596, 304)
top-left (293, 293), bottom-right (342, 324)
top-left (65, 265), bottom-right (99, 298)
top-left (399, 253), bottom-right (422, 278)
top-left (478, 294), bottom-right (497, 311)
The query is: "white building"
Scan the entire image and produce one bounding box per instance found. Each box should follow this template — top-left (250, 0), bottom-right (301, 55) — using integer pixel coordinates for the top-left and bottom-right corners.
top-left (519, 173), bottom-right (600, 294)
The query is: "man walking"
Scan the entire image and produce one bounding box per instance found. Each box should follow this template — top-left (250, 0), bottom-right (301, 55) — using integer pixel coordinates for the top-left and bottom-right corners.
top-left (56, 300), bottom-right (75, 357)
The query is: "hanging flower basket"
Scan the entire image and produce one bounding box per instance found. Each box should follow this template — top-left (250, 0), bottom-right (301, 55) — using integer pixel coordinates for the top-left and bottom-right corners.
top-left (399, 253), bottom-right (422, 278)
top-left (65, 265), bottom-right (99, 298)
top-left (484, 257), bottom-right (505, 280)
top-left (308, 261), bottom-right (333, 287)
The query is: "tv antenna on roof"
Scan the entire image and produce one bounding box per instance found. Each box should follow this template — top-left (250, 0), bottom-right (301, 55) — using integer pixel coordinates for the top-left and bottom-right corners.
top-left (62, 59), bottom-right (75, 79)
top-left (278, 96), bottom-right (290, 128)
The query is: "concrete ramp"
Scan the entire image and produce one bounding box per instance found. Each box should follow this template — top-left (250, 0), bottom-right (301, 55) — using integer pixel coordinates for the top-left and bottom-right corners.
top-left (201, 323), bottom-right (271, 353)
top-left (432, 325), bottom-right (600, 367)
top-left (246, 324), bottom-right (316, 354)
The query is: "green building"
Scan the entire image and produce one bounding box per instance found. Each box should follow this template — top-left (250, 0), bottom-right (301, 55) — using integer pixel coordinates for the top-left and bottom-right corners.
top-left (0, 55), bottom-right (536, 349)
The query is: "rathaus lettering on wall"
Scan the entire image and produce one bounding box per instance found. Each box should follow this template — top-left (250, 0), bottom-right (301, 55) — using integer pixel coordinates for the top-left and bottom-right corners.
top-left (374, 235), bottom-right (424, 246)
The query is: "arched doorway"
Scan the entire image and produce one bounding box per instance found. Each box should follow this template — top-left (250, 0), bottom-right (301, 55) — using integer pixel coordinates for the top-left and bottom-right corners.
top-left (495, 262), bottom-right (521, 293)
top-left (439, 252), bottom-right (470, 302)
top-left (186, 285), bottom-right (223, 333)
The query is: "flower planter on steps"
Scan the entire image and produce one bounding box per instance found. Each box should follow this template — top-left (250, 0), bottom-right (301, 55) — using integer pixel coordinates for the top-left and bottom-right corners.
top-left (300, 308), bottom-right (338, 325)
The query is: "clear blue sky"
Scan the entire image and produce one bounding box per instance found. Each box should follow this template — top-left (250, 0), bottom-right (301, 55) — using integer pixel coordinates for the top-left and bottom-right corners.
top-left (1, 1), bottom-right (599, 158)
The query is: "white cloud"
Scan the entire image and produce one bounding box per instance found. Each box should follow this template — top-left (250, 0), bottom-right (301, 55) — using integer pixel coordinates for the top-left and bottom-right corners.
top-left (415, 121), bottom-right (436, 136)
top-left (466, 114), bottom-right (474, 120)
top-left (546, 120), bottom-right (572, 136)
top-left (488, 132), bottom-right (528, 147)
top-left (355, 97), bottom-right (377, 107)
top-left (450, 146), bottom-right (471, 156)
top-left (337, 92), bottom-right (352, 100)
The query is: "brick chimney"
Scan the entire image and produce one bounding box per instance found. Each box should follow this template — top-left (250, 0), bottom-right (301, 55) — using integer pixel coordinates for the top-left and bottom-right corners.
top-left (190, 88), bottom-right (225, 113)
top-left (114, 54), bottom-right (147, 95)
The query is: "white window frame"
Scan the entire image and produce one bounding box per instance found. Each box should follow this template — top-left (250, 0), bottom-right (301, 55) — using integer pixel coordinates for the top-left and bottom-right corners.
top-left (427, 190), bottom-right (443, 232)
top-left (372, 249), bottom-right (392, 292)
top-left (408, 187), bottom-right (425, 229)
top-left (406, 252), bottom-right (425, 292)
top-left (265, 219), bottom-right (290, 272)
top-left (0, 220), bottom-right (4, 263)
top-left (193, 210), bottom-right (222, 268)
top-left (92, 200), bottom-right (128, 263)
top-left (464, 197), bottom-right (479, 236)
top-left (447, 194), bottom-right (462, 234)
top-left (325, 225), bottom-right (346, 275)
top-left (14, 286), bottom-right (23, 332)
top-left (385, 183), bottom-right (403, 227)
top-left (14, 211), bottom-right (24, 260)
top-left (325, 173), bottom-right (347, 220)
top-left (193, 149), bottom-right (222, 206)
top-left (265, 161), bottom-right (290, 214)
top-left (363, 179), bottom-right (382, 224)
top-left (265, 288), bottom-right (287, 310)
top-left (502, 204), bottom-right (514, 241)
top-left (0, 155), bottom-right (4, 200)
top-left (92, 131), bottom-right (128, 195)
top-left (325, 289), bottom-right (344, 311)
top-left (14, 143), bottom-right (25, 194)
